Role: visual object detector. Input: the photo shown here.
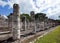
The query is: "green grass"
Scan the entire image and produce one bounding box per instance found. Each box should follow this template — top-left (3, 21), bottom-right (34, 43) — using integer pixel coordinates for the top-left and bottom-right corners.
top-left (34, 26), bottom-right (60, 43)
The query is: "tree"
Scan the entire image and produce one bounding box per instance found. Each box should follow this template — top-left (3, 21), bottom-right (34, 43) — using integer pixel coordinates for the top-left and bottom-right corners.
top-left (35, 13), bottom-right (46, 22)
top-left (20, 14), bottom-right (31, 22)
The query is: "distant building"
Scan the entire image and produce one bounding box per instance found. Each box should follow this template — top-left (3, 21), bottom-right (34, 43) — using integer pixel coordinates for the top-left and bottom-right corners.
top-left (0, 15), bottom-right (8, 28)
top-left (0, 15), bottom-right (8, 31)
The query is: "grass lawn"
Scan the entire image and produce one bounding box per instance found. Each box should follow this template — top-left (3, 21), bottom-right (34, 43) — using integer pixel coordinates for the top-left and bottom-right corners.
top-left (34, 26), bottom-right (60, 43)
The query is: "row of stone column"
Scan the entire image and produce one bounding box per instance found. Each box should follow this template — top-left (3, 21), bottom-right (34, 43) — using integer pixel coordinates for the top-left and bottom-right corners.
top-left (8, 3), bottom-right (59, 43)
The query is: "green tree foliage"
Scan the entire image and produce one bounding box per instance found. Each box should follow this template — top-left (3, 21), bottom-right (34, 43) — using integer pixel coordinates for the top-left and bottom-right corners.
top-left (35, 13), bottom-right (46, 21)
top-left (20, 13), bottom-right (47, 22)
top-left (20, 14), bottom-right (31, 21)
top-left (56, 20), bottom-right (60, 23)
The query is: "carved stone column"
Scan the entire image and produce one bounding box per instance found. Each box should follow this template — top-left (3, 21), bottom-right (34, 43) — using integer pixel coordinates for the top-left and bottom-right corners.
top-left (12, 4), bottom-right (20, 40)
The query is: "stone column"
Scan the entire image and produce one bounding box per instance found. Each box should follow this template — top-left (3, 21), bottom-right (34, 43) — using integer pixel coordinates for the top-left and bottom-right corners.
top-left (12, 4), bottom-right (20, 43)
top-left (8, 13), bottom-right (13, 35)
top-left (24, 16), bottom-right (27, 30)
top-left (30, 11), bottom-right (36, 33)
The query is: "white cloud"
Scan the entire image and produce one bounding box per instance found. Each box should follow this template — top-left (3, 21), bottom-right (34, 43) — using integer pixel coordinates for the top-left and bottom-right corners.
top-left (0, 0), bottom-right (7, 7)
top-left (0, 14), bottom-right (8, 19)
top-left (0, 0), bottom-right (60, 19)
top-left (49, 13), bottom-right (60, 20)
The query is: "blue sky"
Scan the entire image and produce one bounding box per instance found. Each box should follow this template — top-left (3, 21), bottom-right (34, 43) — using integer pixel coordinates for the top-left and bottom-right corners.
top-left (0, 5), bottom-right (13, 16)
top-left (0, 0), bottom-right (60, 20)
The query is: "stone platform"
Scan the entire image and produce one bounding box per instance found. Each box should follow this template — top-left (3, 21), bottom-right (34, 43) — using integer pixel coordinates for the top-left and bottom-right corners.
top-left (0, 31), bottom-right (12, 41)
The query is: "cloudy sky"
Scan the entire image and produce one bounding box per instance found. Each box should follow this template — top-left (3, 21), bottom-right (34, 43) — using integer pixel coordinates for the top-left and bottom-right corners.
top-left (0, 0), bottom-right (60, 20)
